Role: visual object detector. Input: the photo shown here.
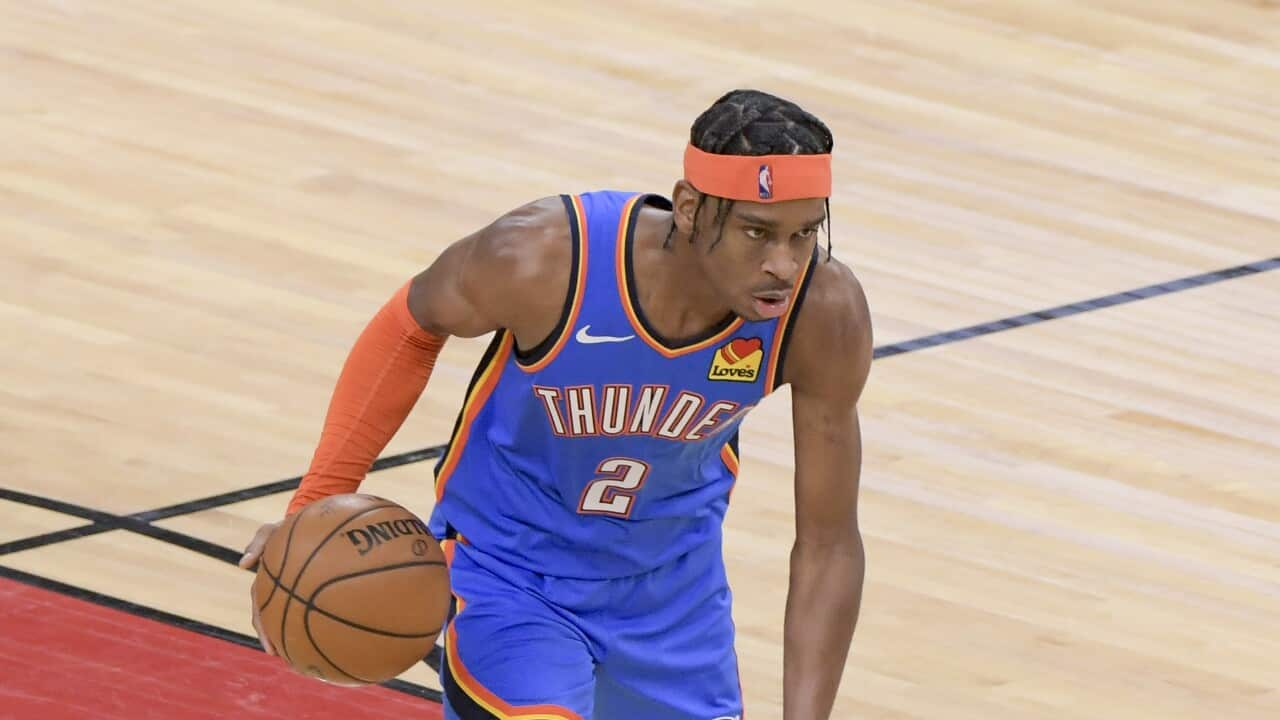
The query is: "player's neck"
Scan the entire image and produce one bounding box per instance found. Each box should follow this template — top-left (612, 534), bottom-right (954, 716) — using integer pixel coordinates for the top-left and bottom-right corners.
top-left (629, 212), bottom-right (734, 342)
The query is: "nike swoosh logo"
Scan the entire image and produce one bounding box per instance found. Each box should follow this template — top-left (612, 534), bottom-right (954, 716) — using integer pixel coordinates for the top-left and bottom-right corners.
top-left (575, 325), bottom-right (635, 344)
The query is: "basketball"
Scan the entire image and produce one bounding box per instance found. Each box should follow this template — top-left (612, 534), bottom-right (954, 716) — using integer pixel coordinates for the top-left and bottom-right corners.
top-left (250, 493), bottom-right (449, 686)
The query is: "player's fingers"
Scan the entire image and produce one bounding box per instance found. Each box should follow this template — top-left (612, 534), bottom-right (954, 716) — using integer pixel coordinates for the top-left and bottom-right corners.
top-left (258, 625), bottom-right (277, 656)
top-left (238, 524), bottom-right (275, 569)
top-left (249, 596), bottom-right (276, 656)
top-left (237, 547), bottom-right (259, 570)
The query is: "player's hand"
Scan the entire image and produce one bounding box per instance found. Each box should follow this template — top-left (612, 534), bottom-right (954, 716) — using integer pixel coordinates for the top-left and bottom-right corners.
top-left (239, 520), bottom-right (283, 656)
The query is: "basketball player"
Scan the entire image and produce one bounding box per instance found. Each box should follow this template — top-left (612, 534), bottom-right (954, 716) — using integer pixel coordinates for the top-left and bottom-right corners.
top-left (241, 89), bottom-right (872, 720)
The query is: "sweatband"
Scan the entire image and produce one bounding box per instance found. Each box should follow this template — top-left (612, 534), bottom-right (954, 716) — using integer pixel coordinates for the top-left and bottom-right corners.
top-left (683, 143), bottom-right (831, 202)
top-left (286, 282), bottom-right (446, 515)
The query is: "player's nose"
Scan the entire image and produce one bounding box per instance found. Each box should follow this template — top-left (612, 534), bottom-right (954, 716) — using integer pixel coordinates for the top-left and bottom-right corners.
top-left (761, 245), bottom-right (801, 283)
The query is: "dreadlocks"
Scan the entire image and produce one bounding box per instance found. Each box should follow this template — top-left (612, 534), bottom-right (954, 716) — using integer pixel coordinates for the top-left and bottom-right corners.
top-left (669, 89), bottom-right (834, 258)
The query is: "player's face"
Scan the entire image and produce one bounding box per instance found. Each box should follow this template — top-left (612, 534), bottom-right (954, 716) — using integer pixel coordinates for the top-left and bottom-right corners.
top-left (697, 197), bottom-right (826, 321)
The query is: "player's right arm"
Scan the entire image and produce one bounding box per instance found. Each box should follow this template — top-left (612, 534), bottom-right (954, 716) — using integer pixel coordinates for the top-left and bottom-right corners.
top-left (406, 195), bottom-right (572, 343)
top-left (237, 196), bottom-right (571, 654)
top-left (285, 194), bottom-right (571, 513)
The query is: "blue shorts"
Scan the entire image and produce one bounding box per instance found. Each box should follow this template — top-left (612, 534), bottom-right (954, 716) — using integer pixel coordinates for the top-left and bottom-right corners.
top-left (439, 538), bottom-right (743, 720)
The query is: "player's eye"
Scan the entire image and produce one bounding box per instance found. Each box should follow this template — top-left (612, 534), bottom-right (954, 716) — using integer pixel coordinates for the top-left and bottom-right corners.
top-left (795, 226), bottom-right (819, 239)
top-left (743, 226), bottom-right (767, 240)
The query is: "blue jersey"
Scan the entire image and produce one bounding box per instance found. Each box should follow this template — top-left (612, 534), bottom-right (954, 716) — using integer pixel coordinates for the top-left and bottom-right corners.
top-left (428, 191), bottom-right (817, 579)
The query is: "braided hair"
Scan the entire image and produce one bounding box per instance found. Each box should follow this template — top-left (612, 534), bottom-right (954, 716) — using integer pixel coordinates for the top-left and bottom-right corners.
top-left (671, 89), bottom-right (834, 257)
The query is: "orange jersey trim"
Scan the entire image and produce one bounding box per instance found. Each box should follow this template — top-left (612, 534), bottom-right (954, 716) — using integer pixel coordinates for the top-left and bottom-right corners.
top-left (720, 443), bottom-right (740, 477)
top-left (434, 333), bottom-right (514, 502)
top-left (516, 195), bottom-right (589, 373)
top-left (762, 250), bottom-right (817, 391)
top-left (615, 194), bottom-right (745, 358)
top-left (444, 605), bottom-right (583, 720)
top-left (722, 442), bottom-right (741, 504)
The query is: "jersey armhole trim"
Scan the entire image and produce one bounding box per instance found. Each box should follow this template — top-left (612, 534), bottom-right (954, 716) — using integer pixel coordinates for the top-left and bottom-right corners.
top-left (434, 331), bottom-right (515, 502)
top-left (617, 194), bottom-right (744, 357)
top-left (514, 194), bottom-right (588, 372)
top-left (763, 246), bottom-right (819, 392)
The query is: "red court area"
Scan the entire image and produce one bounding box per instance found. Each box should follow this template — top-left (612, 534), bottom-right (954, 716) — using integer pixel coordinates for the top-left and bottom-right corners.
top-left (1, 576), bottom-right (443, 720)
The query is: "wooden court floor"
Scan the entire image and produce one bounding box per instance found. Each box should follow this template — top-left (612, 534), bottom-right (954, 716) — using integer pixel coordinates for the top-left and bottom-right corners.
top-left (2, 1), bottom-right (1278, 717)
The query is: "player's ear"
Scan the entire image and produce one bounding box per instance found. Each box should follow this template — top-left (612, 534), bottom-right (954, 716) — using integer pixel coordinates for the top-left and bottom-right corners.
top-left (670, 179), bottom-right (701, 239)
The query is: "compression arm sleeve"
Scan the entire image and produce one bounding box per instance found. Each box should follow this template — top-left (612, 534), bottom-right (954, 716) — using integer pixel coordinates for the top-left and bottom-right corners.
top-left (286, 282), bottom-right (446, 515)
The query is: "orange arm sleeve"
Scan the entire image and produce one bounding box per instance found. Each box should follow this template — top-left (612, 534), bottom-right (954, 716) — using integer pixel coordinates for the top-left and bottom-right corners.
top-left (286, 282), bottom-right (446, 515)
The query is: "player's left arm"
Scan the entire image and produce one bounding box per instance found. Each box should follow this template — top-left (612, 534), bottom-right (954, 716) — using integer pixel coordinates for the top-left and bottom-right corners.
top-left (780, 257), bottom-right (873, 720)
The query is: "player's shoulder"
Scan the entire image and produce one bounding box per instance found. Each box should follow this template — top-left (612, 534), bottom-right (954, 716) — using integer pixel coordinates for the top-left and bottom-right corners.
top-left (461, 196), bottom-right (575, 303)
top-left (782, 249), bottom-right (873, 394)
top-left (801, 249), bottom-right (870, 330)
top-left (442, 195), bottom-right (576, 339)
top-left (469, 195), bottom-right (573, 274)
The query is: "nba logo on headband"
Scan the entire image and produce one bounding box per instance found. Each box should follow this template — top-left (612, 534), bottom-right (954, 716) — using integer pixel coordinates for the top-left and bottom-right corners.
top-left (684, 144), bottom-right (831, 203)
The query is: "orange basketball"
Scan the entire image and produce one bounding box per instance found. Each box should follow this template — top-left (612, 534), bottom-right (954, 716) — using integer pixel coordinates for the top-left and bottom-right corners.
top-left (251, 493), bottom-right (449, 686)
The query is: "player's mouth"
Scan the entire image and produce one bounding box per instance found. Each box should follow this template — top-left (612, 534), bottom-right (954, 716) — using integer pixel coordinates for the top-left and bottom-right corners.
top-left (750, 290), bottom-right (791, 319)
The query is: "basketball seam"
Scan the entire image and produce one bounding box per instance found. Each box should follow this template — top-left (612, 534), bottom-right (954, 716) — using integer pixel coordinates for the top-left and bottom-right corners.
top-left (307, 561), bottom-right (447, 637)
top-left (261, 560), bottom-right (447, 638)
top-left (262, 498), bottom-right (326, 668)
top-left (301, 558), bottom-right (446, 686)
top-left (276, 500), bottom-right (400, 664)
top-left (256, 498), bottom-right (319, 614)
top-left (264, 555), bottom-right (445, 685)
top-left (302, 601), bottom-right (371, 685)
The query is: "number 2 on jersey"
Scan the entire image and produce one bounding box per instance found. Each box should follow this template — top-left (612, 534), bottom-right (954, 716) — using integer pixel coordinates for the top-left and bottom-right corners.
top-left (578, 458), bottom-right (649, 518)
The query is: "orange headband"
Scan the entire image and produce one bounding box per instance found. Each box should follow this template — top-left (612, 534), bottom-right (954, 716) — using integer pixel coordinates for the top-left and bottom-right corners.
top-left (683, 144), bottom-right (831, 203)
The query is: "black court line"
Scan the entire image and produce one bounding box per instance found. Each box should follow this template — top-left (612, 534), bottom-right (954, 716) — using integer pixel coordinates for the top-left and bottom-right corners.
top-left (0, 498), bottom-right (446, 702)
top-left (0, 487), bottom-right (120, 557)
top-left (0, 564), bottom-right (442, 702)
top-left (0, 488), bottom-right (239, 563)
top-left (0, 255), bottom-right (1274, 706)
top-left (135, 445), bottom-right (447, 522)
top-left (0, 445), bottom-right (448, 557)
top-left (8, 255), bottom-right (1273, 542)
top-left (873, 256), bottom-right (1279, 359)
top-left (69, 254), bottom-right (1280, 532)
top-left (0, 524), bottom-right (104, 556)
top-left (0, 487), bottom-right (120, 524)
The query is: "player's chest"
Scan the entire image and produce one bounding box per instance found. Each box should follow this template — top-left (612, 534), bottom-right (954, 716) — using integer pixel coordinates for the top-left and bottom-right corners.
top-left (522, 337), bottom-right (772, 442)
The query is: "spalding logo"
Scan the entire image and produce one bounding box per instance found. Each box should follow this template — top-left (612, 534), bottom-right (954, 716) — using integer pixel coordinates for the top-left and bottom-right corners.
top-left (345, 518), bottom-right (431, 556)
